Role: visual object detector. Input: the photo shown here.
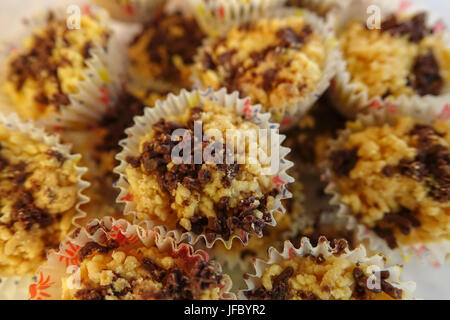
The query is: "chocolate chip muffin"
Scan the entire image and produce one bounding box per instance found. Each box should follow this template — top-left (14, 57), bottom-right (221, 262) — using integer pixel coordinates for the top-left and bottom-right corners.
top-left (3, 10), bottom-right (111, 121)
top-left (63, 241), bottom-right (230, 300)
top-left (127, 11), bottom-right (206, 92)
top-left (242, 237), bottom-right (414, 300)
top-left (192, 14), bottom-right (326, 119)
top-left (60, 92), bottom-right (146, 218)
top-left (338, 12), bottom-right (450, 101)
top-left (0, 119), bottom-right (84, 276)
top-left (122, 96), bottom-right (286, 244)
top-left (326, 116), bottom-right (450, 249)
top-left (35, 217), bottom-right (234, 300)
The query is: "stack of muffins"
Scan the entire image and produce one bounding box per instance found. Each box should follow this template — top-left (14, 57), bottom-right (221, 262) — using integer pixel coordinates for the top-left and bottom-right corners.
top-left (0, 0), bottom-right (448, 300)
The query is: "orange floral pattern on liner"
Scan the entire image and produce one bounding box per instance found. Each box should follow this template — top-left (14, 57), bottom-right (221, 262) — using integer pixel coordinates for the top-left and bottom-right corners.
top-left (29, 217), bottom-right (235, 300)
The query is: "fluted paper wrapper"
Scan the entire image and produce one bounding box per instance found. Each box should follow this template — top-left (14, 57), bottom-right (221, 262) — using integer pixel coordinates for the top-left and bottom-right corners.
top-left (0, 5), bottom-right (127, 130)
top-left (329, 0), bottom-right (450, 119)
top-left (28, 216), bottom-right (235, 300)
top-left (323, 105), bottom-right (450, 267)
top-left (191, 7), bottom-right (340, 131)
top-left (92, 0), bottom-right (165, 22)
top-left (0, 112), bottom-right (90, 299)
top-left (188, 0), bottom-right (287, 37)
top-left (238, 237), bottom-right (416, 300)
top-left (288, 0), bottom-right (350, 19)
top-left (114, 88), bottom-right (294, 249)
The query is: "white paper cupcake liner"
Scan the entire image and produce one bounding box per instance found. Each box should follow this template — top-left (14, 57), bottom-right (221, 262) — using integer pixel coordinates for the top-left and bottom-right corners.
top-left (187, 0), bottom-right (287, 37)
top-left (28, 216), bottom-right (236, 300)
top-left (329, 0), bottom-right (450, 119)
top-left (92, 0), bottom-right (165, 22)
top-left (191, 7), bottom-right (340, 131)
top-left (0, 5), bottom-right (127, 130)
top-left (238, 237), bottom-right (416, 300)
top-left (287, 0), bottom-right (350, 19)
top-left (0, 112), bottom-right (90, 300)
top-left (322, 105), bottom-right (450, 266)
top-left (114, 88), bottom-right (294, 249)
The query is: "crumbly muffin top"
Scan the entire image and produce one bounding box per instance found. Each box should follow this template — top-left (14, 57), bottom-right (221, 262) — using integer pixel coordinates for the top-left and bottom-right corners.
top-left (63, 239), bottom-right (227, 300)
top-left (339, 12), bottom-right (450, 99)
top-left (329, 116), bottom-right (450, 249)
top-left (125, 99), bottom-right (279, 242)
top-left (4, 11), bottom-right (110, 120)
top-left (0, 124), bottom-right (80, 275)
top-left (195, 16), bottom-right (325, 115)
top-left (245, 241), bottom-right (403, 300)
top-left (128, 11), bottom-right (205, 89)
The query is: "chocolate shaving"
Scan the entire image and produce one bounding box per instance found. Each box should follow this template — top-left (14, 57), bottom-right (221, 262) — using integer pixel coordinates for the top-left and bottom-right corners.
top-left (11, 190), bottom-right (53, 231)
top-left (408, 50), bottom-right (444, 96)
top-left (381, 12), bottom-right (431, 43)
top-left (330, 148), bottom-right (359, 176)
top-left (353, 267), bottom-right (403, 300)
top-left (396, 124), bottom-right (450, 202)
top-left (245, 267), bottom-right (294, 300)
top-left (78, 240), bottom-right (119, 262)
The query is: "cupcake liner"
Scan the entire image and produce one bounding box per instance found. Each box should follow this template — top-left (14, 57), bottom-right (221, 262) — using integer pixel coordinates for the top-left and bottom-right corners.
top-left (329, 0), bottom-right (450, 119)
top-left (187, 0), bottom-right (287, 37)
top-left (238, 237), bottom-right (416, 300)
top-left (0, 5), bottom-right (127, 130)
top-left (114, 88), bottom-right (294, 249)
top-left (191, 7), bottom-right (340, 131)
top-left (92, 0), bottom-right (165, 23)
top-left (0, 112), bottom-right (90, 299)
top-left (287, 0), bottom-right (350, 19)
top-left (322, 105), bottom-right (450, 266)
top-left (28, 216), bottom-right (236, 300)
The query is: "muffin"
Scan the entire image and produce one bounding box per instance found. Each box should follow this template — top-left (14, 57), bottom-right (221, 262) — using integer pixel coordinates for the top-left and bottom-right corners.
top-left (282, 104), bottom-right (354, 249)
top-left (0, 114), bottom-right (88, 276)
top-left (2, 7), bottom-right (119, 127)
top-left (192, 10), bottom-right (337, 123)
top-left (115, 89), bottom-right (293, 246)
top-left (240, 237), bottom-right (415, 300)
top-left (60, 91), bottom-right (147, 216)
top-left (29, 217), bottom-right (234, 300)
top-left (127, 11), bottom-right (206, 92)
top-left (332, 5), bottom-right (450, 118)
top-left (286, 0), bottom-right (349, 18)
top-left (326, 115), bottom-right (450, 252)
